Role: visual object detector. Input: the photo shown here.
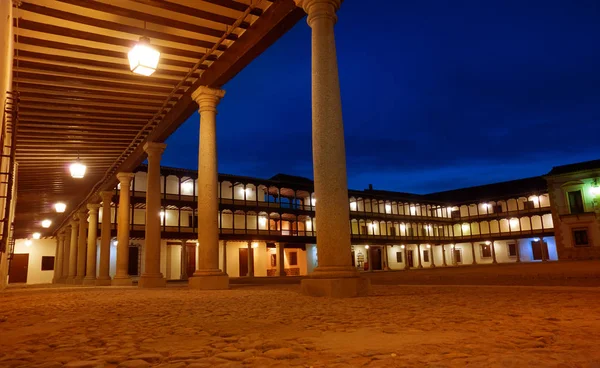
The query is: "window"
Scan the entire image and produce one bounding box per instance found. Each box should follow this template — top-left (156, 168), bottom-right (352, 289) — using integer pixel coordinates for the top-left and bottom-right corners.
top-left (568, 191), bottom-right (584, 214)
top-left (573, 229), bottom-right (589, 246)
top-left (188, 215), bottom-right (198, 228)
top-left (41, 256), bottom-right (54, 271)
top-left (523, 201), bottom-right (535, 210)
top-left (270, 254), bottom-right (277, 267)
top-left (480, 244), bottom-right (492, 258)
top-left (507, 243), bottom-right (517, 257)
top-left (289, 252), bottom-right (298, 266)
top-left (493, 205), bottom-right (503, 214)
top-left (389, 227), bottom-right (396, 237)
top-left (423, 250), bottom-right (429, 262)
top-left (360, 225), bottom-right (367, 235)
top-left (451, 210), bottom-right (461, 219)
top-left (396, 251), bottom-right (403, 263)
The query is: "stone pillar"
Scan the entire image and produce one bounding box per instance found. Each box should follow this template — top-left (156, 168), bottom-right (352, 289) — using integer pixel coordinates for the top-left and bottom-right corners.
top-left (442, 244), bottom-right (447, 267)
top-left (139, 142), bottom-right (167, 288)
top-left (295, 0), bottom-right (369, 297)
top-left (471, 242), bottom-right (477, 265)
top-left (189, 86), bottom-right (228, 290)
top-left (74, 208), bottom-right (88, 283)
top-left (514, 239), bottom-right (521, 263)
top-left (222, 241), bottom-right (228, 274)
top-left (112, 172), bottom-right (134, 286)
top-left (277, 243), bottom-right (286, 276)
top-left (491, 241), bottom-right (498, 264)
top-left (180, 240), bottom-right (188, 280)
top-left (83, 204), bottom-right (100, 285)
top-left (53, 233), bottom-right (65, 283)
top-left (429, 245), bottom-right (436, 268)
top-left (383, 245), bottom-right (390, 271)
top-left (61, 230), bottom-right (71, 283)
top-left (247, 241), bottom-right (255, 278)
top-left (403, 246), bottom-right (409, 270)
top-left (417, 244), bottom-right (423, 268)
top-left (97, 191), bottom-right (113, 286)
top-left (540, 237), bottom-right (547, 262)
top-left (66, 217), bottom-right (79, 283)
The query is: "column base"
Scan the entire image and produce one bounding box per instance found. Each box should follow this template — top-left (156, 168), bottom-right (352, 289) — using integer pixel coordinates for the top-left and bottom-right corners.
top-left (138, 274), bottom-right (166, 288)
top-left (112, 277), bottom-right (133, 286)
top-left (430, 264), bottom-right (436, 268)
top-left (189, 274), bottom-right (229, 290)
top-left (96, 278), bottom-right (112, 286)
top-left (82, 277), bottom-right (97, 286)
top-left (72, 277), bottom-right (84, 285)
top-left (301, 277), bottom-right (370, 298)
top-left (65, 276), bottom-right (76, 284)
top-left (418, 265), bottom-right (423, 269)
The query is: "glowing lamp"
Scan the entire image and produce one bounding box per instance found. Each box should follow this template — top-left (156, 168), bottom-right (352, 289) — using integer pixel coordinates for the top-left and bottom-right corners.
top-left (485, 241), bottom-right (491, 245)
top-left (533, 237), bottom-right (540, 242)
top-left (32, 232), bottom-right (41, 239)
top-left (591, 186), bottom-right (600, 196)
top-left (128, 37), bottom-right (160, 76)
top-left (426, 244), bottom-right (431, 249)
top-left (251, 242), bottom-right (259, 249)
top-left (25, 239), bottom-right (32, 247)
top-left (54, 202), bottom-right (67, 213)
top-left (365, 245), bottom-right (370, 249)
top-left (400, 245), bottom-right (405, 249)
top-left (41, 219), bottom-right (52, 228)
top-left (70, 160), bottom-right (86, 179)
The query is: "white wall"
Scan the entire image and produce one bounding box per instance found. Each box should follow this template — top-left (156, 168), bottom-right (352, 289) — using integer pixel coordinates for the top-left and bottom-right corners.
top-left (13, 238), bottom-right (56, 284)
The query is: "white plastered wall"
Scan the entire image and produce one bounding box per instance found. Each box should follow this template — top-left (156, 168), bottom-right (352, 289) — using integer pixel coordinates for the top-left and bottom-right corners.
top-left (12, 238), bottom-right (56, 284)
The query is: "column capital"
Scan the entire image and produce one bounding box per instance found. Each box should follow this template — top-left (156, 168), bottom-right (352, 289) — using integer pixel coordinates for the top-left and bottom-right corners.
top-left (116, 172), bottom-right (135, 184)
top-left (295, 0), bottom-right (341, 26)
top-left (143, 142), bottom-right (167, 157)
top-left (87, 203), bottom-right (101, 214)
top-left (58, 232), bottom-right (65, 240)
top-left (99, 191), bottom-right (113, 202)
top-left (70, 218), bottom-right (79, 226)
top-left (191, 86), bottom-right (225, 113)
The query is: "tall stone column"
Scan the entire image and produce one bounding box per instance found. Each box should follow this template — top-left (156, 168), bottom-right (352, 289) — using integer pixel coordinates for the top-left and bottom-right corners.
top-left (514, 239), bottom-right (521, 263)
top-left (247, 241), bottom-right (255, 278)
top-left (296, 0), bottom-right (369, 297)
top-left (277, 242), bottom-right (285, 276)
top-left (491, 241), bottom-right (498, 264)
top-left (74, 208), bottom-right (87, 284)
top-left (429, 245), bottom-right (436, 268)
top-left (222, 241), bottom-right (228, 274)
top-left (383, 245), bottom-right (390, 271)
top-left (540, 237), bottom-right (547, 262)
top-left (471, 242), bottom-right (477, 265)
top-left (66, 217), bottom-right (79, 284)
top-left (180, 240), bottom-right (188, 280)
top-left (112, 172), bottom-right (134, 286)
top-left (139, 142), bottom-right (167, 288)
top-left (417, 244), bottom-right (423, 268)
top-left (442, 244), bottom-right (447, 267)
top-left (403, 246), bottom-right (409, 270)
top-left (189, 86), bottom-right (228, 290)
top-left (97, 191), bottom-right (113, 286)
top-left (83, 204), bottom-right (100, 285)
top-left (53, 233), bottom-right (65, 283)
top-left (60, 230), bottom-right (71, 282)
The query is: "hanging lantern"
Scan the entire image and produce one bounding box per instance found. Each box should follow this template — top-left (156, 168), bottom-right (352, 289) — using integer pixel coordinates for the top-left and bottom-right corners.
top-left (70, 159), bottom-right (86, 179)
top-left (41, 219), bottom-right (52, 228)
top-left (128, 36), bottom-right (160, 76)
top-left (54, 202), bottom-right (67, 213)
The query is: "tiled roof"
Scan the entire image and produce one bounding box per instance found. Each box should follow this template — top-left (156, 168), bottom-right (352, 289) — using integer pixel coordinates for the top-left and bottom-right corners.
top-left (546, 159), bottom-right (600, 176)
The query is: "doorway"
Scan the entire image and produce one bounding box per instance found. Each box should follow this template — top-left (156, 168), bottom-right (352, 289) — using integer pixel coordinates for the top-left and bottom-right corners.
top-left (9, 254), bottom-right (29, 283)
top-left (186, 244), bottom-right (196, 277)
top-left (370, 247), bottom-right (382, 270)
top-left (239, 248), bottom-right (248, 277)
top-left (407, 249), bottom-right (414, 268)
top-left (453, 249), bottom-right (462, 264)
top-left (128, 246), bottom-right (140, 276)
top-left (531, 240), bottom-right (547, 261)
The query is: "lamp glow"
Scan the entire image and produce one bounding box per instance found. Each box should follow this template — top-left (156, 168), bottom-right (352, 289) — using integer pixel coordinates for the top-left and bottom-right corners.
top-left (32, 232), bottom-right (41, 239)
top-left (533, 237), bottom-right (540, 242)
top-left (54, 202), bottom-right (67, 213)
top-left (591, 186), bottom-right (600, 196)
top-left (25, 239), bottom-right (32, 247)
top-left (70, 160), bottom-right (86, 179)
top-left (259, 216), bottom-right (267, 227)
top-left (426, 244), bottom-right (431, 249)
top-left (365, 245), bottom-right (370, 249)
top-left (251, 242), bottom-right (259, 249)
top-left (128, 37), bottom-right (160, 76)
top-left (41, 219), bottom-right (52, 228)
top-left (485, 241), bottom-right (491, 245)
top-left (401, 245), bottom-right (405, 249)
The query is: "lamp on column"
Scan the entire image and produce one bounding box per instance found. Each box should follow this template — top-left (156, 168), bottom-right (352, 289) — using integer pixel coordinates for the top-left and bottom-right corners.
top-left (70, 153), bottom-right (86, 179)
top-left (128, 36), bottom-right (160, 76)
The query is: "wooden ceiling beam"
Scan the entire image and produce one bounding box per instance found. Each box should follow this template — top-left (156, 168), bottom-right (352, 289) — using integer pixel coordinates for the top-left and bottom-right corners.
top-left (202, 0), bottom-right (264, 17)
top-left (18, 89), bottom-right (172, 106)
top-left (19, 105), bottom-right (155, 118)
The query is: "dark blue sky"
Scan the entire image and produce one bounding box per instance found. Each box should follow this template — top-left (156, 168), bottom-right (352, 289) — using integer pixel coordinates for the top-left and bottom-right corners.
top-left (163, 0), bottom-right (600, 194)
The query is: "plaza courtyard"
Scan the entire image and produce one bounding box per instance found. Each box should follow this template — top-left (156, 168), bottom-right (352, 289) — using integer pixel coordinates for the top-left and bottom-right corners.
top-left (2, 264), bottom-right (600, 367)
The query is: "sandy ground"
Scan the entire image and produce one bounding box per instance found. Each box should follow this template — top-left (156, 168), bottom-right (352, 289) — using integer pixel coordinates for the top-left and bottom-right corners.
top-left (1, 283), bottom-right (600, 368)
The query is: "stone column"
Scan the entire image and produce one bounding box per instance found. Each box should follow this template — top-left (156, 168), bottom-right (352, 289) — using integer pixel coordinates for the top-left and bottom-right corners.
top-left (417, 244), bottom-right (423, 268)
top-left (112, 172), bottom-right (134, 286)
top-left (74, 208), bottom-right (87, 284)
top-left (61, 230), bottom-right (71, 283)
top-left (471, 242), bottom-right (477, 265)
top-left (491, 241), bottom-right (498, 264)
top-left (180, 240), bottom-right (188, 280)
top-left (383, 245), bottom-right (390, 271)
top-left (247, 242), bottom-right (255, 278)
top-left (277, 242), bottom-right (285, 276)
top-left (83, 204), bottom-right (100, 285)
top-left (442, 244), bottom-right (447, 267)
top-left (139, 142), bottom-right (167, 288)
top-left (429, 245), bottom-right (436, 268)
top-left (403, 246), bottom-right (409, 270)
top-left (540, 237), bottom-right (547, 262)
top-left (295, 0), bottom-right (369, 297)
top-left (66, 217), bottom-right (79, 283)
top-left (514, 239), bottom-right (521, 263)
top-left (97, 191), bottom-right (113, 286)
top-left (53, 233), bottom-right (65, 283)
top-left (189, 86), bottom-right (228, 290)
top-left (222, 241), bottom-right (228, 274)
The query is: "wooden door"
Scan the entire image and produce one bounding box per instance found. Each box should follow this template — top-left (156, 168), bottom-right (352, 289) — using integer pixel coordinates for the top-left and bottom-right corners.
top-left (351, 251), bottom-right (355, 267)
top-left (186, 244), bottom-right (196, 277)
top-left (531, 241), bottom-right (543, 260)
top-left (453, 249), bottom-right (462, 264)
top-left (128, 246), bottom-right (139, 276)
top-left (9, 254), bottom-right (29, 283)
top-left (370, 247), bottom-right (382, 270)
top-left (407, 250), bottom-right (414, 268)
top-left (239, 248), bottom-right (248, 277)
